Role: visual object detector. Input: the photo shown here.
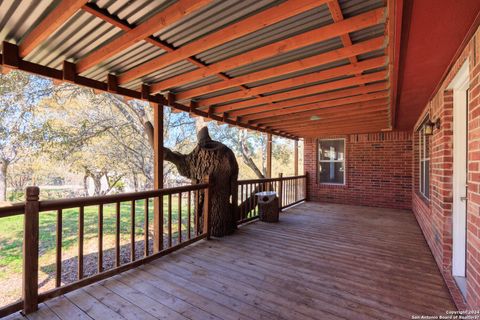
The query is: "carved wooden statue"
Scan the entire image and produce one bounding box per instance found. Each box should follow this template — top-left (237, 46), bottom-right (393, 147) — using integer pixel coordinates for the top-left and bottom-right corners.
top-left (146, 123), bottom-right (238, 237)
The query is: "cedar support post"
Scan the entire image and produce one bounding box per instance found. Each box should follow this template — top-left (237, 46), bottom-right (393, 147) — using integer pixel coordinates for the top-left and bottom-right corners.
top-left (153, 103), bottom-right (164, 253)
top-left (23, 187), bottom-right (39, 314)
top-left (266, 133), bottom-right (272, 178)
top-left (304, 172), bottom-right (309, 201)
top-left (203, 175), bottom-right (212, 240)
top-left (278, 173), bottom-right (283, 211)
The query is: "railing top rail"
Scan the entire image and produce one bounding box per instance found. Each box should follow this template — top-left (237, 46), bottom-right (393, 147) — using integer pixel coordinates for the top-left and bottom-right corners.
top-left (0, 183), bottom-right (209, 217)
top-left (0, 203), bottom-right (26, 218)
top-left (238, 174), bottom-right (306, 184)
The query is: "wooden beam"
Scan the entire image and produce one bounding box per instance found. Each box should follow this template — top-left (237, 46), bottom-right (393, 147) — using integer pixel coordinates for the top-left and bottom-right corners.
top-left (293, 125), bottom-right (388, 137)
top-left (153, 103), bottom-right (164, 253)
top-left (242, 92), bottom-right (389, 122)
top-left (118, 0), bottom-right (340, 85)
top-left (266, 134), bottom-right (272, 178)
top-left (177, 40), bottom-right (386, 102)
top-left (259, 105), bottom-right (389, 127)
top-left (2, 41), bottom-right (19, 68)
top-left (215, 71), bottom-right (388, 114)
top-left (19, 0), bottom-right (88, 57)
top-left (240, 91), bottom-right (388, 123)
top-left (287, 120), bottom-right (388, 134)
top-left (387, 0), bottom-right (404, 129)
top-left (227, 83), bottom-right (388, 117)
top-left (202, 57), bottom-right (387, 107)
top-left (194, 54), bottom-right (386, 106)
top-left (76, 0), bottom-right (213, 73)
top-left (150, 7), bottom-right (386, 92)
top-left (269, 112), bottom-right (389, 130)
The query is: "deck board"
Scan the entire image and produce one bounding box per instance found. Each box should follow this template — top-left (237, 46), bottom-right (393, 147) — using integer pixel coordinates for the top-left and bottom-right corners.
top-left (5, 202), bottom-right (456, 320)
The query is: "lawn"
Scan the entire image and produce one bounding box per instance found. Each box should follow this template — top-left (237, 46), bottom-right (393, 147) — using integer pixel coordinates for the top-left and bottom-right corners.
top-left (0, 195), bottom-right (197, 307)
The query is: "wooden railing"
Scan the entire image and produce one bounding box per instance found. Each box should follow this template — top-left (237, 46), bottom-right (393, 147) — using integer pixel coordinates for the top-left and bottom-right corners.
top-left (0, 180), bottom-right (211, 317)
top-left (237, 173), bottom-right (308, 224)
top-left (0, 173), bottom-right (308, 317)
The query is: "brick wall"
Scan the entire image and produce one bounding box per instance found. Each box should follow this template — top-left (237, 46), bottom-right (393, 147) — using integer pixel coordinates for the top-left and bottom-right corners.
top-left (304, 131), bottom-right (412, 210)
top-left (411, 25), bottom-right (480, 310)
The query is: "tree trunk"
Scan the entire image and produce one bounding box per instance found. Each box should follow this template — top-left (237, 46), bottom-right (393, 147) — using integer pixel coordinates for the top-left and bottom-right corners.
top-left (0, 160), bottom-right (8, 202)
top-left (146, 124), bottom-right (238, 237)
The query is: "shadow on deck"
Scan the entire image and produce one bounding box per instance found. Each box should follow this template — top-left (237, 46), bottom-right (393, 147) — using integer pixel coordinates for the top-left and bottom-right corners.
top-left (4, 202), bottom-right (456, 320)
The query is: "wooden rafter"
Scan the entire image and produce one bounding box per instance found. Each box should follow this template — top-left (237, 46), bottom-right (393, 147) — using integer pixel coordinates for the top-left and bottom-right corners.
top-left (195, 54), bottom-right (386, 107)
top-left (242, 96), bottom-right (389, 122)
top-left (76, 0), bottom-right (213, 73)
top-left (264, 110), bottom-right (389, 129)
top-left (226, 83), bottom-right (388, 117)
top-left (151, 7), bottom-right (386, 93)
top-left (117, 0), bottom-right (336, 85)
top-left (175, 10), bottom-right (386, 101)
top-left (19, 0), bottom-right (88, 57)
top-left (214, 71), bottom-right (388, 114)
top-left (257, 104), bottom-right (389, 126)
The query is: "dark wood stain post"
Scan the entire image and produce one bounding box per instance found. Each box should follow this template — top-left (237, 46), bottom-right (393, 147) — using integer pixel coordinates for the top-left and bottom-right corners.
top-left (178, 192), bottom-right (182, 243)
top-left (266, 133), bottom-right (272, 178)
top-left (304, 172), bottom-right (309, 201)
top-left (153, 103), bottom-right (164, 253)
top-left (23, 186), bottom-right (40, 314)
top-left (187, 191), bottom-right (191, 240)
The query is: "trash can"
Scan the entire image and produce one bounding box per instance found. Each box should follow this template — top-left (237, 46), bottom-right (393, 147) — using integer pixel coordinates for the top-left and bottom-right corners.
top-left (256, 191), bottom-right (279, 222)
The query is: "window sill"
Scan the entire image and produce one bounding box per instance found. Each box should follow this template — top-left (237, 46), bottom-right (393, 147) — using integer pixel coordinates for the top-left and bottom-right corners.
top-left (415, 191), bottom-right (431, 207)
top-left (318, 183), bottom-right (347, 189)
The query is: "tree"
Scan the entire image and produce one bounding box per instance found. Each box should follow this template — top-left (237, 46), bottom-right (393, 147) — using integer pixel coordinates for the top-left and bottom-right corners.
top-left (0, 71), bottom-right (52, 201)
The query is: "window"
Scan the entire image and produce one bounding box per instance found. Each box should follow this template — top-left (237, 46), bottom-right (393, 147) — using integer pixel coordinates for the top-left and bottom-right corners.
top-left (318, 139), bottom-right (345, 184)
top-left (419, 126), bottom-right (430, 199)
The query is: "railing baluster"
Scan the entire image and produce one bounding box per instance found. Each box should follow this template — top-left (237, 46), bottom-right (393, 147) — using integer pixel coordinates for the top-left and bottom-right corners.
top-left (194, 190), bottom-right (199, 236)
top-left (131, 200), bottom-right (135, 262)
top-left (240, 184), bottom-right (243, 221)
top-left (56, 209), bottom-right (62, 288)
top-left (115, 202), bottom-right (120, 267)
top-left (178, 192), bottom-right (182, 244)
top-left (78, 206), bottom-right (84, 280)
top-left (278, 173), bottom-right (283, 210)
top-left (144, 198), bottom-right (149, 257)
top-left (187, 191), bottom-right (191, 240)
top-left (168, 193), bottom-right (172, 247)
top-left (98, 204), bottom-right (103, 273)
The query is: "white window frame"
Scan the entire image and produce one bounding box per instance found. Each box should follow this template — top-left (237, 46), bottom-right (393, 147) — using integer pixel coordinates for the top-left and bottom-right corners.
top-left (318, 138), bottom-right (346, 185)
top-left (419, 126), bottom-right (430, 199)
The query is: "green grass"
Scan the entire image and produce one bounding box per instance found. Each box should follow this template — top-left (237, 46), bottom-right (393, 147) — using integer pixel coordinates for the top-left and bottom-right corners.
top-left (0, 195), bottom-right (199, 304)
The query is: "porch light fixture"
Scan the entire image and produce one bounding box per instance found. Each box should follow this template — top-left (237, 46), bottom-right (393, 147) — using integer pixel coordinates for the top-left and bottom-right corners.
top-left (423, 118), bottom-right (441, 136)
top-left (310, 115), bottom-right (321, 121)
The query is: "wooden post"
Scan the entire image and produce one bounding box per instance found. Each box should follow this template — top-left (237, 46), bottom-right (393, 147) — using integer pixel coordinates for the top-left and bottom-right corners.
top-left (23, 187), bottom-right (39, 314)
top-left (202, 176), bottom-right (212, 239)
top-left (153, 103), bottom-right (164, 253)
top-left (266, 133), bottom-right (272, 178)
top-left (294, 140), bottom-right (298, 200)
top-left (278, 173), bottom-right (283, 211)
top-left (305, 171), bottom-right (309, 201)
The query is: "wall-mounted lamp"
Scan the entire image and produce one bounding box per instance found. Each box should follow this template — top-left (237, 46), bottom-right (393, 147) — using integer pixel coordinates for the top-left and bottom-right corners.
top-left (423, 118), bottom-right (441, 136)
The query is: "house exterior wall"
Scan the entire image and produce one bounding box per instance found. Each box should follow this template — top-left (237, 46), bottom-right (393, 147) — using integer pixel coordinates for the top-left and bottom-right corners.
top-left (411, 25), bottom-right (480, 310)
top-left (304, 131), bottom-right (412, 210)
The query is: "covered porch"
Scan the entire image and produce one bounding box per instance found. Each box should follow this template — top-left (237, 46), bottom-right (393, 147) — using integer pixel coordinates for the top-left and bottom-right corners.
top-left (4, 202), bottom-right (455, 320)
top-left (1, 0), bottom-right (480, 317)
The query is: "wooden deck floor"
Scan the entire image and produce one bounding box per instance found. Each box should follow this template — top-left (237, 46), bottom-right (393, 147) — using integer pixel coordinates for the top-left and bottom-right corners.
top-left (5, 202), bottom-right (456, 320)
